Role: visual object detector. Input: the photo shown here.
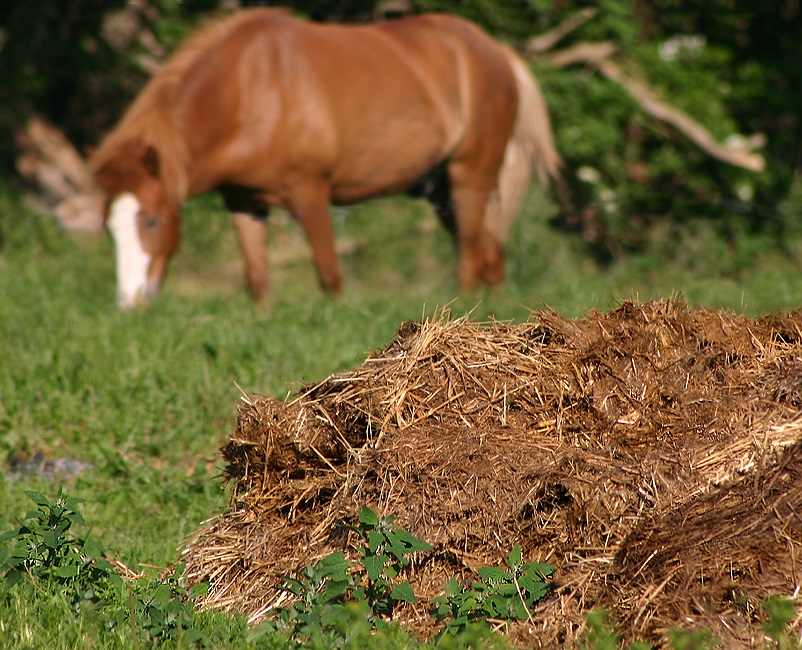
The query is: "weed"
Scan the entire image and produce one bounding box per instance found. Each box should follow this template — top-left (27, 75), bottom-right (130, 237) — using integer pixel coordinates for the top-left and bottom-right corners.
top-left (762, 596), bottom-right (801, 650)
top-left (0, 488), bottom-right (122, 613)
top-left (432, 544), bottom-right (554, 636)
top-left (251, 506), bottom-right (432, 645)
top-left (110, 564), bottom-right (208, 646)
top-left (343, 505), bottom-right (433, 616)
top-left (0, 489), bottom-right (208, 646)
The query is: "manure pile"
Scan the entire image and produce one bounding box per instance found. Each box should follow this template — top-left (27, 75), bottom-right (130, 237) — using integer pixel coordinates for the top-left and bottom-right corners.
top-left (183, 299), bottom-right (802, 647)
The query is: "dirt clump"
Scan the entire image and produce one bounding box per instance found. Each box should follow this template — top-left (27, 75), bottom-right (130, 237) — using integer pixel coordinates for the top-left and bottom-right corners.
top-left (183, 299), bottom-right (802, 647)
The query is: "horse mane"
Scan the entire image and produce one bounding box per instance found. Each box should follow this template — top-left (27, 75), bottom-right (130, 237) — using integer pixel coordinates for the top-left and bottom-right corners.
top-left (91, 8), bottom-right (288, 206)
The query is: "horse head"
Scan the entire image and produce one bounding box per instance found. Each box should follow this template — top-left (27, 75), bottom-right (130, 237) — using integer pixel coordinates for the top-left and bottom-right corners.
top-left (93, 140), bottom-right (180, 309)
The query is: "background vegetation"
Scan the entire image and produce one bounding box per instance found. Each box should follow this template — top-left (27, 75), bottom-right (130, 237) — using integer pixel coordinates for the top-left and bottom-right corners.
top-left (2, 0), bottom-right (801, 258)
top-left (1, 0), bottom-right (802, 646)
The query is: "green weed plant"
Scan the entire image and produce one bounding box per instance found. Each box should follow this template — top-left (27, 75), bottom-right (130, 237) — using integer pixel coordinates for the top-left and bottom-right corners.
top-left (251, 506), bottom-right (434, 645)
top-left (1, 490), bottom-right (206, 646)
top-left (432, 544), bottom-right (554, 636)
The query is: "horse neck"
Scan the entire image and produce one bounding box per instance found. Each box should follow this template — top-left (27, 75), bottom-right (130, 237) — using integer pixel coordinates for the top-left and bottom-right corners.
top-left (145, 107), bottom-right (190, 206)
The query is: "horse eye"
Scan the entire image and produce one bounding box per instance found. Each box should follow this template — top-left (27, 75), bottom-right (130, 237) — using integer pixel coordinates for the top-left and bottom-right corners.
top-left (140, 214), bottom-right (159, 229)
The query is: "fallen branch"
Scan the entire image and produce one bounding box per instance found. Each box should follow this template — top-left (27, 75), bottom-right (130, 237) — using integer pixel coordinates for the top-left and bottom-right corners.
top-left (525, 8), bottom-right (597, 56)
top-left (15, 115), bottom-right (104, 232)
top-left (544, 42), bottom-right (766, 172)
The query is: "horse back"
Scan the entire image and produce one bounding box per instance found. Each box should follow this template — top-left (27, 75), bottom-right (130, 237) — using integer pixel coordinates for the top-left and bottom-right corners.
top-left (172, 11), bottom-right (517, 204)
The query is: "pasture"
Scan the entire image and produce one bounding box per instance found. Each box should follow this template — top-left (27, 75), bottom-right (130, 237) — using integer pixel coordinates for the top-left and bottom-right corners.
top-left (1, 182), bottom-right (802, 648)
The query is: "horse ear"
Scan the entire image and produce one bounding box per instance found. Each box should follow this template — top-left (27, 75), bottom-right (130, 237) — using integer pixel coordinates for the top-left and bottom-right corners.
top-left (142, 145), bottom-right (160, 179)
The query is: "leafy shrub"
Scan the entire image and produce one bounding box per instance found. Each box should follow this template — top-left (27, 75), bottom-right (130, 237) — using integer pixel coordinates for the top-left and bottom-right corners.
top-left (0, 488), bottom-right (122, 613)
top-left (432, 544), bottom-right (554, 636)
top-left (252, 507), bottom-right (555, 646)
top-left (0, 489), bottom-right (207, 645)
top-left (251, 506), bottom-right (433, 645)
top-left (109, 564), bottom-right (208, 646)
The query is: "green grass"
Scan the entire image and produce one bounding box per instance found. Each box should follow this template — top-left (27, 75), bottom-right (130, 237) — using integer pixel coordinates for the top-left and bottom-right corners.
top-left (1, 182), bottom-right (802, 648)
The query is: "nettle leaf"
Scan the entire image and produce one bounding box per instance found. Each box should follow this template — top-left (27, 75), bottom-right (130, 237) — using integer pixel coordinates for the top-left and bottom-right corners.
top-left (390, 580), bottom-right (417, 604)
top-left (507, 544), bottom-right (523, 569)
top-left (24, 510), bottom-right (45, 523)
top-left (4, 571), bottom-right (23, 587)
top-left (526, 581), bottom-right (550, 602)
top-left (320, 602), bottom-right (350, 627)
top-left (191, 582), bottom-right (209, 598)
top-left (55, 565), bottom-right (80, 578)
top-left (64, 512), bottom-right (86, 528)
top-left (42, 529), bottom-right (60, 549)
top-left (64, 497), bottom-right (85, 511)
top-left (184, 629), bottom-right (204, 645)
top-left (458, 596), bottom-right (478, 615)
top-left (322, 576), bottom-right (349, 602)
top-left (518, 572), bottom-right (542, 593)
top-left (497, 583), bottom-right (517, 598)
top-left (477, 566), bottom-right (511, 586)
top-left (395, 529), bottom-right (432, 553)
top-left (153, 583), bottom-right (173, 606)
top-left (385, 539), bottom-right (410, 564)
top-left (362, 554), bottom-right (388, 582)
top-left (367, 530), bottom-right (385, 554)
top-left (358, 506), bottom-right (379, 528)
top-left (434, 601), bottom-right (450, 618)
top-left (524, 562), bottom-right (555, 579)
top-left (317, 551), bottom-right (349, 578)
top-left (483, 594), bottom-right (507, 618)
top-left (25, 491), bottom-right (50, 507)
top-left (81, 538), bottom-right (103, 559)
top-left (443, 577), bottom-right (462, 598)
top-left (508, 596), bottom-right (528, 619)
top-left (280, 577), bottom-right (305, 597)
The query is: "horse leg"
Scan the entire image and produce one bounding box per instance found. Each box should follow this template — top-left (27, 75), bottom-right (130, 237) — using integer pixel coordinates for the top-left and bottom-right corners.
top-left (449, 167), bottom-right (505, 290)
top-left (288, 186), bottom-right (343, 295)
top-left (480, 228), bottom-right (504, 286)
top-left (232, 212), bottom-right (268, 301)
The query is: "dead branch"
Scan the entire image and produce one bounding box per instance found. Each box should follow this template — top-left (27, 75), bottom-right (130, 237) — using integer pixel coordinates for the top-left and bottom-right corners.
top-left (544, 42), bottom-right (766, 172)
top-left (525, 8), bottom-right (597, 56)
top-left (15, 115), bottom-right (104, 232)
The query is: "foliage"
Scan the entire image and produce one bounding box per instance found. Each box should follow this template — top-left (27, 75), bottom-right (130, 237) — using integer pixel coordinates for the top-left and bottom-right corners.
top-left (251, 508), bottom-right (555, 646)
top-left (0, 488), bottom-right (122, 613)
top-left (432, 544), bottom-right (554, 636)
top-left (251, 506), bottom-right (433, 645)
top-left (110, 565), bottom-right (207, 646)
top-left (762, 596), bottom-right (801, 650)
top-left (409, 0), bottom-right (802, 258)
top-left (0, 489), bottom-right (206, 646)
top-left (344, 505), bottom-right (433, 616)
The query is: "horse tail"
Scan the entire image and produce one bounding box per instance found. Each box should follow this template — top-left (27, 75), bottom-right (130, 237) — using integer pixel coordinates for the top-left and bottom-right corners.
top-left (486, 48), bottom-right (561, 243)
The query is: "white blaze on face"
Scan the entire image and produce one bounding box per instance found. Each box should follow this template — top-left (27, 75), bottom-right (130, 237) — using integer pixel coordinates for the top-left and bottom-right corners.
top-left (107, 193), bottom-right (151, 309)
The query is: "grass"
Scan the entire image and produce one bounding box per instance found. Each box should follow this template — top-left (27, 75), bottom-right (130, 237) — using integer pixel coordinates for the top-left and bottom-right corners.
top-left (1, 181), bottom-right (801, 648)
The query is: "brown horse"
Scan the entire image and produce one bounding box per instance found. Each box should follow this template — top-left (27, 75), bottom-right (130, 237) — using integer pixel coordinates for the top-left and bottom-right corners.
top-left (91, 9), bottom-right (560, 308)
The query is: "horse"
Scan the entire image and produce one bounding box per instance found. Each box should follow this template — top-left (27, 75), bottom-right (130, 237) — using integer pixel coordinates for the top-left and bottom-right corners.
top-left (91, 8), bottom-right (560, 308)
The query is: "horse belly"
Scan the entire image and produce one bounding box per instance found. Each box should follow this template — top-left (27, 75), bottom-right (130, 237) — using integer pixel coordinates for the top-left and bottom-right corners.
top-left (328, 128), bottom-right (448, 204)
